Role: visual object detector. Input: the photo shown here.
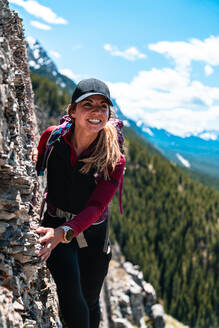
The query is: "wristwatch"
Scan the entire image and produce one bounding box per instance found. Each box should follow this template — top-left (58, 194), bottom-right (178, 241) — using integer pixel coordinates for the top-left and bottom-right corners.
top-left (60, 226), bottom-right (74, 243)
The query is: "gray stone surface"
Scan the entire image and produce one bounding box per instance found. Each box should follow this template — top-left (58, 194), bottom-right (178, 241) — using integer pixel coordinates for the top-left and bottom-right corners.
top-left (101, 241), bottom-right (166, 328)
top-left (0, 1), bottom-right (61, 326)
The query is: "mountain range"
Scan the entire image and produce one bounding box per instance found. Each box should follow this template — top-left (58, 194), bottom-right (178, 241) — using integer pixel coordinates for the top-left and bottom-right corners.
top-left (26, 36), bottom-right (76, 97)
top-left (125, 120), bottom-right (219, 180)
top-left (26, 37), bottom-right (219, 183)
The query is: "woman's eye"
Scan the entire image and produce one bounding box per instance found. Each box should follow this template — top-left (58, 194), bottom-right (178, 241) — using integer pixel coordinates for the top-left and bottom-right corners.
top-left (83, 103), bottom-right (108, 111)
top-left (84, 103), bottom-right (92, 107)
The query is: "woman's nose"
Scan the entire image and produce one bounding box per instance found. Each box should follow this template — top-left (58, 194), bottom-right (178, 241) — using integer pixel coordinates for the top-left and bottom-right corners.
top-left (92, 106), bottom-right (104, 113)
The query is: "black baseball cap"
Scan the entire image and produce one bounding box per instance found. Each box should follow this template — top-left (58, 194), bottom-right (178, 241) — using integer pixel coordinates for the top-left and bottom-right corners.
top-left (71, 78), bottom-right (113, 106)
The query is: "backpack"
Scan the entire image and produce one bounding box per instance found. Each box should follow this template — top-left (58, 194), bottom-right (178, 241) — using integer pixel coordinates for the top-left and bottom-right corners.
top-left (38, 115), bottom-right (72, 176)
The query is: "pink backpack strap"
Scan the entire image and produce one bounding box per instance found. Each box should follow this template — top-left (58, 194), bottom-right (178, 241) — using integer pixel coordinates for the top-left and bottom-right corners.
top-left (119, 175), bottom-right (124, 214)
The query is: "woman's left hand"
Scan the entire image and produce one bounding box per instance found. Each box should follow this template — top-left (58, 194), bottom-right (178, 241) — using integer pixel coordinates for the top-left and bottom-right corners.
top-left (35, 227), bottom-right (64, 261)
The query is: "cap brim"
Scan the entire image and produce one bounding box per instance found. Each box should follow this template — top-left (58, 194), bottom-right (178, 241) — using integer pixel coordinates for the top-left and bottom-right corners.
top-left (74, 92), bottom-right (113, 106)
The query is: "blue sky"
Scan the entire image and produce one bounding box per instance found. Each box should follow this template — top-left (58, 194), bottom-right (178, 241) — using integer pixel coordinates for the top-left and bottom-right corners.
top-left (9, 0), bottom-right (219, 138)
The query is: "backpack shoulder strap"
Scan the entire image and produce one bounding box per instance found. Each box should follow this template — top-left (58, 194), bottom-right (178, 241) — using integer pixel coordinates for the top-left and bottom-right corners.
top-left (38, 122), bottom-right (72, 176)
top-left (108, 118), bottom-right (125, 214)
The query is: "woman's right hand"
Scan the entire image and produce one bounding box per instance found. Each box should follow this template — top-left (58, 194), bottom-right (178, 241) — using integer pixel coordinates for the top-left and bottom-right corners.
top-left (35, 226), bottom-right (64, 261)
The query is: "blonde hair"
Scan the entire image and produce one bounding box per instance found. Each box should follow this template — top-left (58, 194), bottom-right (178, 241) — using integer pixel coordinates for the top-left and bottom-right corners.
top-left (67, 103), bottom-right (122, 180)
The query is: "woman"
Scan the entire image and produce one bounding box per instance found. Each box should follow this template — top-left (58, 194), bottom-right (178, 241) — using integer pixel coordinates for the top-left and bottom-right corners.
top-left (35, 78), bottom-right (125, 328)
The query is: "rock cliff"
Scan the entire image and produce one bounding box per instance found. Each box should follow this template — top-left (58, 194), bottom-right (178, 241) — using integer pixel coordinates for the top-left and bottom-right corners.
top-left (100, 242), bottom-right (164, 328)
top-left (0, 2), bottom-right (188, 327)
top-left (100, 242), bottom-right (188, 328)
top-left (0, 0), bottom-right (61, 326)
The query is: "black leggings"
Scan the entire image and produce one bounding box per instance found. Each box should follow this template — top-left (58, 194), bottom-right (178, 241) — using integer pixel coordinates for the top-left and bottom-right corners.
top-left (41, 211), bottom-right (111, 328)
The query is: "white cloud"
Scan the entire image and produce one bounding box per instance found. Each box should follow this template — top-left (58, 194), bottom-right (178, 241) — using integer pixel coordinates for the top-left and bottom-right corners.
top-left (30, 20), bottom-right (51, 30)
top-left (149, 36), bottom-right (219, 70)
top-left (104, 44), bottom-right (146, 61)
top-left (107, 66), bottom-right (219, 136)
top-left (106, 36), bottom-right (219, 136)
top-left (9, 0), bottom-right (67, 24)
top-left (60, 69), bottom-right (86, 82)
top-left (204, 65), bottom-right (214, 76)
top-left (109, 68), bottom-right (219, 110)
top-left (49, 50), bottom-right (61, 59)
top-left (140, 106), bottom-right (219, 136)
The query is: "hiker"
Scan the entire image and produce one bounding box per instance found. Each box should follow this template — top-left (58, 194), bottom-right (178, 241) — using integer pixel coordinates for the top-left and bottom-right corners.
top-left (34, 78), bottom-right (125, 328)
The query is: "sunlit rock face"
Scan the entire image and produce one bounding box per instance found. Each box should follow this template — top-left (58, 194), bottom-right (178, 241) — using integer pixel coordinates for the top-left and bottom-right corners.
top-left (100, 242), bottom-right (166, 328)
top-left (101, 243), bottom-right (188, 328)
top-left (0, 1), bottom-right (61, 327)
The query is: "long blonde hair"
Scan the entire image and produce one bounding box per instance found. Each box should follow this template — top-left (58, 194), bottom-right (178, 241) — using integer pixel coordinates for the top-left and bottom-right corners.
top-left (67, 103), bottom-right (122, 180)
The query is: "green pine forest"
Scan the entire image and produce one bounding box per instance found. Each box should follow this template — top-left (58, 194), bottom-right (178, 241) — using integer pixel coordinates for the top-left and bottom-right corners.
top-left (31, 73), bottom-right (71, 117)
top-left (111, 128), bottom-right (219, 328)
top-left (31, 73), bottom-right (219, 328)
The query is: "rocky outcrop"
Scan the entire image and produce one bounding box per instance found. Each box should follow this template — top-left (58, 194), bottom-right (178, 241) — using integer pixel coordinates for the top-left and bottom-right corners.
top-left (0, 1), bottom-right (61, 326)
top-left (100, 243), bottom-right (189, 328)
top-left (100, 242), bottom-right (165, 328)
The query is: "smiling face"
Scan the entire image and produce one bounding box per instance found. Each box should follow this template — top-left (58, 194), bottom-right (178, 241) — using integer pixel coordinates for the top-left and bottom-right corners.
top-left (70, 95), bottom-right (110, 135)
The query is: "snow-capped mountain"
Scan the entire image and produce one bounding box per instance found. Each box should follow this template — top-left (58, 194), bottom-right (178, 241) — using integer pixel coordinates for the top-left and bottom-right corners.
top-left (26, 36), bottom-right (76, 97)
top-left (118, 117), bottom-right (219, 179)
top-left (197, 130), bottom-right (219, 141)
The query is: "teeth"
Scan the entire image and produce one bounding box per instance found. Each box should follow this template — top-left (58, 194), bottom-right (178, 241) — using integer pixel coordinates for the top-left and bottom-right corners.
top-left (88, 119), bottom-right (101, 123)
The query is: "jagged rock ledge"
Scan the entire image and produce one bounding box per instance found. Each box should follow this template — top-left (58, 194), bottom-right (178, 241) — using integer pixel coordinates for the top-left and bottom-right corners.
top-left (101, 242), bottom-right (189, 328)
top-left (100, 242), bottom-right (165, 328)
top-left (0, 1), bottom-right (61, 326)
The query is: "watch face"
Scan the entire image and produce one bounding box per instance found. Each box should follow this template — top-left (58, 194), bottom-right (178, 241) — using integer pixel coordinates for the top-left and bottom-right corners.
top-left (66, 229), bottom-right (74, 241)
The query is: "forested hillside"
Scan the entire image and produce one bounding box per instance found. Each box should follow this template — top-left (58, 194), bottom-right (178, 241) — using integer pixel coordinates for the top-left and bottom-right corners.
top-left (111, 128), bottom-right (219, 328)
top-left (181, 167), bottom-right (219, 192)
top-left (31, 73), bottom-right (70, 129)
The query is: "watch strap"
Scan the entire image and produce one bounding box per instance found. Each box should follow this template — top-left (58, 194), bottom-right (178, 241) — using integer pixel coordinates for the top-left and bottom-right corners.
top-left (61, 226), bottom-right (74, 243)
